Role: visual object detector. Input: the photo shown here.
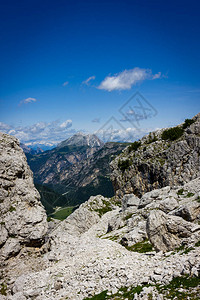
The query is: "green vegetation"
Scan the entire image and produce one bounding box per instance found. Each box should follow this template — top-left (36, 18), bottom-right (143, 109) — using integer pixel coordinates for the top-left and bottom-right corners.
top-left (181, 247), bottom-right (195, 255)
top-left (195, 240), bottom-right (200, 247)
top-left (158, 158), bottom-right (165, 166)
top-left (84, 290), bottom-right (108, 300)
top-left (35, 184), bottom-right (70, 214)
top-left (123, 213), bottom-right (134, 220)
top-left (171, 244), bottom-right (196, 255)
top-left (84, 275), bottom-right (200, 300)
top-left (147, 133), bottom-right (157, 144)
top-left (196, 196), bottom-right (200, 203)
top-left (50, 206), bottom-right (76, 221)
top-left (157, 275), bottom-right (200, 299)
top-left (118, 159), bottom-right (132, 172)
top-left (93, 199), bottom-right (113, 217)
top-left (177, 188), bottom-right (184, 195)
top-left (161, 126), bottom-right (184, 141)
top-left (26, 142), bottom-right (126, 212)
top-left (83, 285), bottom-right (144, 300)
top-left (128, 141), bottom-right (141, 153)
top-left (160, 118), bottom-right (195, 142)
top-left (123, 239), bottom-right (153, 253)
top-left (0, 283), bottom-right (7, 296)
top-left (182, 118), bottom-right (195, 129)
top-left (103, 235), bottom-right (119, 241)
top-left (9, 206), bottom-right (16, 212)
top-left (185, 192), bottom-right (195, 198)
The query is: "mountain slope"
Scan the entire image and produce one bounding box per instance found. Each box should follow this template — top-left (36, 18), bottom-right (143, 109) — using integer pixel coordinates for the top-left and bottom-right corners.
top-left (25, 133), bottom-right (127, 211)
top-left (27, 133), bottom-right (103, 184)
top-left (110, 113), bottom-right (200, 199)
top-left (57, 132), bottom-right (103, 148)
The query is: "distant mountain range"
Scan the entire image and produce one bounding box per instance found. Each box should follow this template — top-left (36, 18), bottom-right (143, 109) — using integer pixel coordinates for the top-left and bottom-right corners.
top-left (20, 143), bottom-right (44, 155)
top-left (24, 133), bottom-right (128, 214)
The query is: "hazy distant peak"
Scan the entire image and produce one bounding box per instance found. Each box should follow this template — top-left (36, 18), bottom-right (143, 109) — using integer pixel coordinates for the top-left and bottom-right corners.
top-left (57, 132), bottom-right (104, 148)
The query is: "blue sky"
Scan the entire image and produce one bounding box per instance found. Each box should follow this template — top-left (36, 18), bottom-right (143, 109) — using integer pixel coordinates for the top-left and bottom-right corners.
top-left (0, 0), bottom-right (200, 146)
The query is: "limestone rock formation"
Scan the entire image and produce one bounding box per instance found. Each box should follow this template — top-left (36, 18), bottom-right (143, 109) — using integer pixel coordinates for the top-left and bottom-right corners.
top-left (0, 132), bottom-right (48, 263)
top-left (110, 113), bottom-right (200, 198)
top-left (146, 210), bottom-right (200, 252)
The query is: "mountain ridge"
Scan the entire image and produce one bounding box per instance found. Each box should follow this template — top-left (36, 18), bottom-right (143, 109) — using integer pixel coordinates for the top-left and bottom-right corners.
top-left (25, 134), bottom-right (127, 213)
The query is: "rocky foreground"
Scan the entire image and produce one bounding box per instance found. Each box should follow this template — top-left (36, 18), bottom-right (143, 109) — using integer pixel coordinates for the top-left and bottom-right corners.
top-left (0, 117), bottom-right (200, 299)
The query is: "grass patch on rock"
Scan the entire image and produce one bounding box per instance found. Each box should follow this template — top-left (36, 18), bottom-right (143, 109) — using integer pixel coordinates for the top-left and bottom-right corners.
top-left (177, 188), bottom-right (184, 195)
top-left (84, 275), bottom-right (200, 300)
top-left (123, 239), bottom-right (153, 253)
top-left (157, 275), bottom-right (200, 299)
top-left (185, 192), bottom-right (195, 198)
top-left (0, 283), bottom-right (7, 296)
top-left (93, 199), bottom-right (113, 217)
top-left (51, 206), bottom-right (75, 220)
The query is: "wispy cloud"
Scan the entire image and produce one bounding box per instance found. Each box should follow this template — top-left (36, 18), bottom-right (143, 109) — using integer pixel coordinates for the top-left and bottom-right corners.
top-left (62, 81), bottom-right (69, 86)
top-left (82, 76), bottom-right (96, 86)
top-left (152, 72), bottom-right (162, 79)
top-left (19, 97), bottom-right (37, 106)
top-left (0, 122), bottom-right (11, 131)
top-left (98, 67), bottom-right (162, 91)
top-left (92, 118), bottom-right (101, 123)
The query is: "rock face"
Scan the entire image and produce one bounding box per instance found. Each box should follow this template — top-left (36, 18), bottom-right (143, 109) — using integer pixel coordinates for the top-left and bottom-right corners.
top-left (146, 210), bottom-right (200, 252)
top-left (0, 132), bottom-right (48, 263)
top-left (110, 113), bottom-right (200, 199)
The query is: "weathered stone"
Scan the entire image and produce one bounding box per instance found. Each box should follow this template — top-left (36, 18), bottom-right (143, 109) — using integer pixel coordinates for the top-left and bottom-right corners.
top-left (146, 209), bottom-right (200, 252)
top-left (122, 194), bottom-right (140, 211)
top-left (0, 132), bottom-right (48, 262)
top-left (111, 113), bottom-right (200, 198)
top-left (172, 201), bottom-right (200, 222)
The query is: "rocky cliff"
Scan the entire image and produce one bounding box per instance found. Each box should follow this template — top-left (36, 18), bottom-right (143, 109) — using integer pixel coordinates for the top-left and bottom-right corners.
top-left (110, 113), bottom-right (200, 199)
top-left (0, 132), bottom-right (48, 264)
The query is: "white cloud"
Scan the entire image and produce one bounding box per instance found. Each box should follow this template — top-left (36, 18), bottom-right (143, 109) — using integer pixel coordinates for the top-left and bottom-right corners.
top-left (59, 120), bottom-right (72, 129)
top-left (98, 68), bottom-right (162, 91)
top-left (0, 119), bottom-right (74, 146)
top-left (19, 97), bottom-right (37, 106)
top-left (96, 126), bottom-right (153, 143)
top-left (82, 76), bottom-right (96, 86)
top-left (62, 81), bottom-right (69, 86)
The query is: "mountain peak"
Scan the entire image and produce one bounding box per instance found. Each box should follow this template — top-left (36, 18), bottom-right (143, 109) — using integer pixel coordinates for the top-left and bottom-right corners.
top-left (57, 132), bottom-right (104, 148)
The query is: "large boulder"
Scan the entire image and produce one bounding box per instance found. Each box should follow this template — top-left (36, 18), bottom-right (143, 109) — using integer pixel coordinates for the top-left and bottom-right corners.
top-left (0, 132), bottom-right (48, 262)
top-left (146, 210), bottom-right (200, 252)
